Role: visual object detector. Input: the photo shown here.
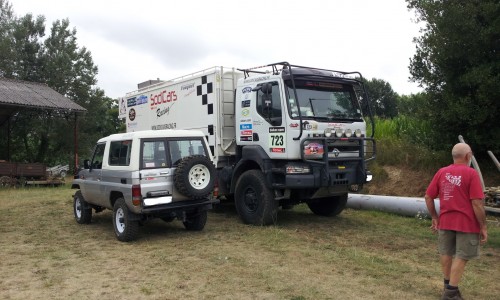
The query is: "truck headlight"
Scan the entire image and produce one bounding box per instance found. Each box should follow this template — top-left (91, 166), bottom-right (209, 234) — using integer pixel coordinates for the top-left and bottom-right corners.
top-left (345, 129), bottom-right (353, 138)
top-left (324, 128), bottom-right (333, 137)
top-left (355, 129), bottom-right (362, 137)
top-left (286, 164), bottom-right (311, 174)
top-left (335, 129), bottom-right (345, 138)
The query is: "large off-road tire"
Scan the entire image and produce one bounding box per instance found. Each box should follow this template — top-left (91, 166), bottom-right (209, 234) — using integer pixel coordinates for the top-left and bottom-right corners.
top-left (73, 190), bottom-right (92, 224)
top-left (0, 176), bottom-right (13, 187)
top-left (113, 198), bottom-right (139, 242)
top-left (307, 194), bottom-right (348, 217)
top-left (174, 155), bottom-right (215, 199)
top-left (183, 210), bottom-right (208, 231)
top-left (234, 170), bottom-right (278, 225)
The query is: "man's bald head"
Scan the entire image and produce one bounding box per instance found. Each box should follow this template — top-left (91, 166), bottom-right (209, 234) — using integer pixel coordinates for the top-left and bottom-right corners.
top-left (452, 143), bottom-right (472, 162)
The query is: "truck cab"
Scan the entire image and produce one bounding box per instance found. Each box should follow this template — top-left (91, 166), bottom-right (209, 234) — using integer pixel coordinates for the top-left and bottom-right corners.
top-left (227, 62), bottom-right (375, 224)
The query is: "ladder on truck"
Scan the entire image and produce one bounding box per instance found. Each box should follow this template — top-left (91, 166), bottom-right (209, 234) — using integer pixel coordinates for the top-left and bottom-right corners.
top-left (219, 67), bottom-right (239, 156)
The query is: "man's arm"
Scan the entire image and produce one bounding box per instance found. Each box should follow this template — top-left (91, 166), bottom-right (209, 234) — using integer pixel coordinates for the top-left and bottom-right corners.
top-left (472, 199), bottom-right (488, 244)
top-left (425, 194), bottom-right (439, 232)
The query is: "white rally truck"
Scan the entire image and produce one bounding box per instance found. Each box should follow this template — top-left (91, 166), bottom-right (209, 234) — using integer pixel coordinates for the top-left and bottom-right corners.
top-left (119, 62), bottom-right (376, 225)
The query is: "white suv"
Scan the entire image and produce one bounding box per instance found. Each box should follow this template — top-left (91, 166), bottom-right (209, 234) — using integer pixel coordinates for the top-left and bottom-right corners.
top-left (71, 130), bottom-right (217, 242)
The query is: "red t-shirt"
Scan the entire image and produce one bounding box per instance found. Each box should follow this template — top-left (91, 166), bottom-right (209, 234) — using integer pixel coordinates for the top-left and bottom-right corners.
top-left (426, 164), bottom-right (484, 233)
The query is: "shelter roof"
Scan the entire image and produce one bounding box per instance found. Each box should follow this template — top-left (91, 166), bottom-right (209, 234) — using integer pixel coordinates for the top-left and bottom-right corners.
top-left (0, 77), bottom-right (86, 118)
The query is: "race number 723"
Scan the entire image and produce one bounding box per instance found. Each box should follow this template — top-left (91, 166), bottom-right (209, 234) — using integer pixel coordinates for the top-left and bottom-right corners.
top-left (270, 135), bottom-right (284, 146)
top-left (269, 127), bottom-right (286, 152)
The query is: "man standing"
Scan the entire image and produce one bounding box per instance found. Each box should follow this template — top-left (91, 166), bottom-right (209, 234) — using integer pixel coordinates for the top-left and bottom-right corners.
top-left (425, 143), bottom-right (488, 300)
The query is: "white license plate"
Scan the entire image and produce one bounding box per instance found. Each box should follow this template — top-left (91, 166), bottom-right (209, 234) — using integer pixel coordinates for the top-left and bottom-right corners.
top-left (143, 196), bottom-right (173, 206)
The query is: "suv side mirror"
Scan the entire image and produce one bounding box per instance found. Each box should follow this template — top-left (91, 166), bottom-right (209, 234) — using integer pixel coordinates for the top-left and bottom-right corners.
top-left (83, 159), bottom-right (90, 169)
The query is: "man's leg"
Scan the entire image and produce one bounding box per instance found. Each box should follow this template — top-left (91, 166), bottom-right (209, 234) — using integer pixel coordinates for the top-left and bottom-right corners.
top-left (440, 255), bottom-right (452, 282)
top-left (439, 230), bottom-right (455, 286)
top-left (449, 258), bottom-right (468, 287)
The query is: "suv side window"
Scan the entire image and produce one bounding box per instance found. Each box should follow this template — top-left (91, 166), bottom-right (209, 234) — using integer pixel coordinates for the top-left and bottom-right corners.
top-left (109, 140), bottom-right (132, 166)
top-left (91, 143), bottom-right (106, 169)
top-left (142, 140), bottom-right (167, 169)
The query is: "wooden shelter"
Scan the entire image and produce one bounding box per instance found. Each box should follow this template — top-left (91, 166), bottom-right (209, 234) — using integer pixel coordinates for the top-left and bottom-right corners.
top-left (0, 77), bottom-right (86, 172)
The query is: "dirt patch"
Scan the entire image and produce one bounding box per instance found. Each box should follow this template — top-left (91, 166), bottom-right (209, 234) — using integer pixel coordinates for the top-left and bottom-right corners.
top-left (365, 166), bottom-right (434, 197)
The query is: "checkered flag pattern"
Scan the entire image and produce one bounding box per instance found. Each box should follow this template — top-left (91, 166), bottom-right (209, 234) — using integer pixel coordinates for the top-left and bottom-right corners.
top-left (196, 75), bottom-right (214, 115)
top-left (197, 75), bottom-right (215, 156)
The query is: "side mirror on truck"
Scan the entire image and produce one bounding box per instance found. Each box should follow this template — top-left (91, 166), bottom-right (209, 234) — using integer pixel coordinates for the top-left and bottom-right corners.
top-left (83, 159), bottom-right (90, 169)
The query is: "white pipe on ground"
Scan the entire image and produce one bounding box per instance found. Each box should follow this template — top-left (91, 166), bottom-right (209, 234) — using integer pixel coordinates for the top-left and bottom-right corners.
top-left (347, 194), bottom-right (440, 218)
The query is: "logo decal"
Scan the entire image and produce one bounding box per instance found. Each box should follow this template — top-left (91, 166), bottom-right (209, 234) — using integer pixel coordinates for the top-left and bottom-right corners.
top-left (128, 108), bottom-right (136, 121)
top-left (242, 87), bottom-right (252, 93)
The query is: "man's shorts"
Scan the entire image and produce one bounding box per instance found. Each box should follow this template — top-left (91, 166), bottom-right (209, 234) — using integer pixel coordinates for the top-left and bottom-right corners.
top-left (438, 230), bottom-right (480, 260)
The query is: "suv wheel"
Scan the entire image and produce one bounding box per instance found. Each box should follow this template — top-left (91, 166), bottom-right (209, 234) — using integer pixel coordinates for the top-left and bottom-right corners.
top-left (307, 194), bottom-right (348, 217)
top-left (73, 190), bottom-right (92, 224)
top-left (113, 198), bottom-right (139, 242)
top-left (183, 210), bottom-right (208, 231)
top-left (174, 155), bottom-right (215, 199)
top-left (235, 170), bottom-right (277, 225)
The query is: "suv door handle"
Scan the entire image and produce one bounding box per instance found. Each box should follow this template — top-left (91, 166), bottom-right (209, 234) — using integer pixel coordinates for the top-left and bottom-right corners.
top-left (159, 172), bottom-right (169, 175)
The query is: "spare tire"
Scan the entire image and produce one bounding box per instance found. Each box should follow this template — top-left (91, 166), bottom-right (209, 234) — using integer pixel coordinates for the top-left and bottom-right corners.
top-left (174, 155), bottom-right (215, 199)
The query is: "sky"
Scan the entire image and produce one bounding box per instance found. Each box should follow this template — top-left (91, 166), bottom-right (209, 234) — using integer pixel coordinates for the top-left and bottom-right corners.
top-left (11, 0), bottom-right (423, 98)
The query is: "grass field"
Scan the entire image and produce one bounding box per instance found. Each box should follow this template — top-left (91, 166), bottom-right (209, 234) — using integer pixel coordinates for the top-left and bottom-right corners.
top-left (0, 185), bottom-right (499, 300)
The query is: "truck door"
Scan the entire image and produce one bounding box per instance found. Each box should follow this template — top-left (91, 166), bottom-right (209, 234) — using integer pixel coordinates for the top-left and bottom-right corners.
top-left (254, 81), bottom-right (287, 158)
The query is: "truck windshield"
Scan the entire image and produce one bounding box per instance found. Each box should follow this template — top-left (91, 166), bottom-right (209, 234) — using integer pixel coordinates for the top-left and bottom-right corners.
top-left (285, 80), bottom-right (362, 121)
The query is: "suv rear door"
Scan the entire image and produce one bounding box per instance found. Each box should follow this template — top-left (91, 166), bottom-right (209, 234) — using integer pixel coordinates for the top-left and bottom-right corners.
top-left (139, 139), bottom-right (174, 206)
top-left (139, 137), bottom-right (210, 205)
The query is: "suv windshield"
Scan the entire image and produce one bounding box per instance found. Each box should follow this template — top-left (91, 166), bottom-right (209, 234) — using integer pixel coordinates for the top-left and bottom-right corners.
top-left (286, 80), bottom-right (362, 121)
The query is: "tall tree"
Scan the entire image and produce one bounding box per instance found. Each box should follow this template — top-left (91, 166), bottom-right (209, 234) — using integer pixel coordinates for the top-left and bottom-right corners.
top-left (363, 78), bottom-right (399, 119)
top-left (0, 1), bottom-right (122, 165)
top-left (407, 0), bottom-right (500, 153)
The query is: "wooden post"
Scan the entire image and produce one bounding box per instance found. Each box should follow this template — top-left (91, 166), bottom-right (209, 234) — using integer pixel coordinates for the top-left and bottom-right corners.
top-left (74, 112), bottom-right (78, 176)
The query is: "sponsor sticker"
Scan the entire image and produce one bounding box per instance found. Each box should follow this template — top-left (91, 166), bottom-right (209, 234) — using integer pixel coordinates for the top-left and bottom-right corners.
top-left (240, 136), bottom-right (253, 142)
top-left (242, 100), bottom-right (250, 107)
top-left (127, 97), bottom-right (137, 107)
top-left (241, 130), bottom-right (252, 136)
top-left (240, 123), bottom-right (252, 130)
top-left (241, 109), bottom-right (250, 116)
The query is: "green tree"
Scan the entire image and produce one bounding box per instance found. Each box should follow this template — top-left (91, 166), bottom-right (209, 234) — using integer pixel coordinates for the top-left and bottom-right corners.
top-left (362, 78), bottom-right (399, 119)
top-left (407, 0), bottom-right (500, 153)
top-left (0, 1), bottom-right (122, 166)
top-left (397, 92), bottom-right (431, 118)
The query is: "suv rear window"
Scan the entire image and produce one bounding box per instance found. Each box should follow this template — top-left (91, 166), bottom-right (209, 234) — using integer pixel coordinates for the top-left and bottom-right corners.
top-left (169, 140), bottom-right (206, 166)
top-left (141, 139), bottom-right (207, 169)
top-left (142, 140), bottom-right (167, 169)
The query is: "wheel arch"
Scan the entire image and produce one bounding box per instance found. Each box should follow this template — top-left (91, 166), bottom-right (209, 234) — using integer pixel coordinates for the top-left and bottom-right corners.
top-left (109, 191), bottom-right (124, 208)
top-left (230, 146), bottom-right (271, 194)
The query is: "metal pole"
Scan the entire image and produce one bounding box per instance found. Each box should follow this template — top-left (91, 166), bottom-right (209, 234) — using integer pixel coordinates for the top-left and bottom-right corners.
top-left (487, 151), bottom-right (500, 172)
top-left (458, 135), bottom-right (485, 191)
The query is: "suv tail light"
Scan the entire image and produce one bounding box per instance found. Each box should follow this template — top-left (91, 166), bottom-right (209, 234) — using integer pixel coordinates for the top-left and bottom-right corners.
top-left (132, 184), bottom-right (142, 206)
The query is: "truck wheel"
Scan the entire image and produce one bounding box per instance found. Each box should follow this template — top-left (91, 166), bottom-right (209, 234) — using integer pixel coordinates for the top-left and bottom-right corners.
top-left (73, 190), bottom-right (92, 224)
top-left (183, 210), bottom-right (207, 231)
top-left (235, 170), bottom-right (277, 225)
top-left (307, 194), bottom-right (348, 217)
top-left (113, 198), bottom-right (139, 242)
top-left (174, 155), bottom-right (215, 199)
